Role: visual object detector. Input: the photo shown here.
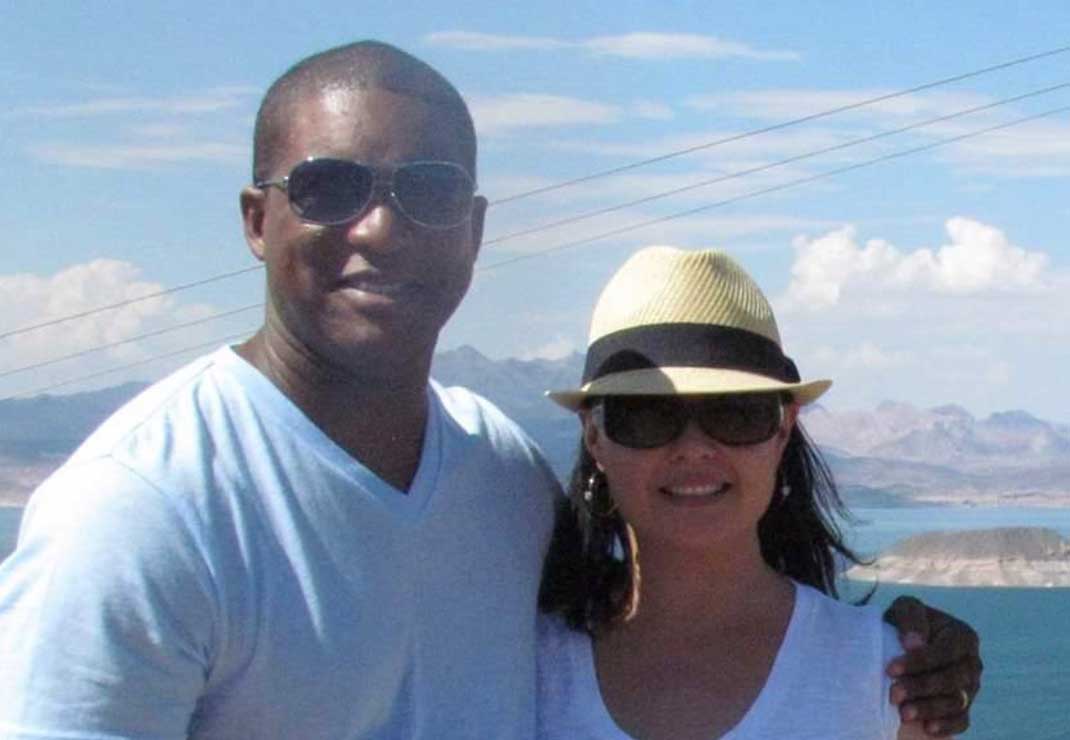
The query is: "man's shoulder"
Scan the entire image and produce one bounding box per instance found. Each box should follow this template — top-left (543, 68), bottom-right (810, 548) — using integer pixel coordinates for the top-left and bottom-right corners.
top-left (431, 380), bottom-right (525, 437)
top-left (430, 380), bottom-right (560, 483)
top-left (68, 347), bottom-right (249, 468)
top-left (25, 347), bottom-right (273, 545)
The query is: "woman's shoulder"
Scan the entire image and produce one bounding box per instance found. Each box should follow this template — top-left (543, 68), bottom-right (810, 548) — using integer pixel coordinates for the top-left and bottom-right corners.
top-left (749, 583), bottom-right (900, 738)
top-left (793, 582), bottom-right (889, 639)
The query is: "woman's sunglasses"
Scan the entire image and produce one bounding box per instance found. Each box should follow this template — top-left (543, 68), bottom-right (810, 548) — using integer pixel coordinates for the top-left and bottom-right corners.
top-left (595, 393), bottom-right (785, 449)
top-left (256, 158), bottom-right (477, 229)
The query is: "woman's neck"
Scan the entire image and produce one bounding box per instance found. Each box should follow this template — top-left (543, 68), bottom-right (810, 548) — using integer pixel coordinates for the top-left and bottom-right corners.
top-left (621, 533), bottom-right (791, 635)
top-left (592, 534), bottom-right (796, 740)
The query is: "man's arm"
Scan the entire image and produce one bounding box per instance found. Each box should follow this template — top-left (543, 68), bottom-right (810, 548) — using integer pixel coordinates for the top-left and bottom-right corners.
top-left (884, 596), bottom-right (982, 738)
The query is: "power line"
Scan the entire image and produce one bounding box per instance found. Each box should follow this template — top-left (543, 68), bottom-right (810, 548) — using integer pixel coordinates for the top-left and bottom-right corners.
top-left (483, 81), bottom-right (1070, 247)
top-left (0, 304), bottom-right (262, 380)
top-left (0, 264), bottom-right (262, 342)
top-left (6, 330), bottom-right (256, 400)
top-left (4, 45), bottom-right (1067, 343)
top-left (9, 101), bottom-right (1067, 396)
top-left (478, 103), bottom-right (1070, 272)
top-left (8, 91), bottom-right (1068, 390)
top-left (488, 43), bottom-right (1070, 206)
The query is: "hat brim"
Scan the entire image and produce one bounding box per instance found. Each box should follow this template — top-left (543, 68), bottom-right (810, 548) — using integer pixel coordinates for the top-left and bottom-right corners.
top-left (546, 366), bottom-right (831, 412)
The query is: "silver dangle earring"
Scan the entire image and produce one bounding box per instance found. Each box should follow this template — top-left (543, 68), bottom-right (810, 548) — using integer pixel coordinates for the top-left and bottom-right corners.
top-left (780, 482), bottom-right (792, 500)
top-left (581, 469), bottom-right (618, 517)
top-left (583, 472), bottom-right (598, 507)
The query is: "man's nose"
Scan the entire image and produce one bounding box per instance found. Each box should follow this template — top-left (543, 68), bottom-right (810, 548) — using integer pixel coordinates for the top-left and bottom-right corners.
top-left (345, 198), bottom-right (406, 254)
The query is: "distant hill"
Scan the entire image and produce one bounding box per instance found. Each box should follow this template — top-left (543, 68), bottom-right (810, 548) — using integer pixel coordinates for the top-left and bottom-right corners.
top-left (0, 382), bottom-right (148, 458)
top-left (801, 401), bottom-right (1070, 469)
top-left (2, 346), bottom-right (1068, 507)
top-left (847, 527), bottom-right (1070, 587)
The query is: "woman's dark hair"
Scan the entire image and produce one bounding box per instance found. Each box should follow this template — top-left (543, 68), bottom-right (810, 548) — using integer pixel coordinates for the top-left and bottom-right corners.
top-left (538, 406), bottom-right (866, 634)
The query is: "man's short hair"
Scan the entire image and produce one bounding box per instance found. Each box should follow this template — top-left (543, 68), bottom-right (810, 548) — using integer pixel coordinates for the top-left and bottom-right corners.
top-left (252, 41), bottom-right (477, 183)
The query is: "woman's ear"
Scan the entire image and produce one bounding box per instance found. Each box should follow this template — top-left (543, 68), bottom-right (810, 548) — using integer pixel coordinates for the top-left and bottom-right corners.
top-left (580, 409), bottom-right (606, 472)
top-left (776, 401), bottom-right (801, 450)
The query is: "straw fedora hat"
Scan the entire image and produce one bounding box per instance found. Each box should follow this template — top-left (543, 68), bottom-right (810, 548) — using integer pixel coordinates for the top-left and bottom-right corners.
top-left (547, 246), bottom-right (831, 411)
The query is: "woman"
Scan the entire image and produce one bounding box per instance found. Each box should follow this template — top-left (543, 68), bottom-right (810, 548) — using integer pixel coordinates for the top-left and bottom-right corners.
top-left (538, 246), bottom-right (955, 739)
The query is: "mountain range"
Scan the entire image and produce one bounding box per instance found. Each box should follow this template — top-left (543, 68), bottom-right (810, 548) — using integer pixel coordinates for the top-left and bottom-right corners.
top-left (1, 346), bottom-right (1067, 508)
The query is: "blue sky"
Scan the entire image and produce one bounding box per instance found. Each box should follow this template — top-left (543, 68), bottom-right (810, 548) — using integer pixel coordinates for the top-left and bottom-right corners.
top-left (2, 2), bottom-right (1069, 422)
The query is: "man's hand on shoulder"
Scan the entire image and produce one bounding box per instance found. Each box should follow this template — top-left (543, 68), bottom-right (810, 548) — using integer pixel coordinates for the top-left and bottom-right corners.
top-left (884, 595), bottom-right (982, 737)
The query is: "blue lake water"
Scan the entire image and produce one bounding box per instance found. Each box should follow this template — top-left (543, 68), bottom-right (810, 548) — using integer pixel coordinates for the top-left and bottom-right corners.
top-left (845, 506), bottom-right (1070, 740)
top-left (2, 504), bottom-right (1067, 738)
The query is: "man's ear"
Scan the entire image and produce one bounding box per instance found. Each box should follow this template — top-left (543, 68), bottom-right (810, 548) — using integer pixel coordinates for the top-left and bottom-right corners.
top-left (240, 186), bottom-right (268, 262)
top-left (468, 195), bottom-right (488, 260)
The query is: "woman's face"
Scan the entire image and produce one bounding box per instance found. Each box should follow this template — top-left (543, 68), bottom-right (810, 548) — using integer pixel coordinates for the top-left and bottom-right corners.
top-left (583, 394), bottom-right (798, 554)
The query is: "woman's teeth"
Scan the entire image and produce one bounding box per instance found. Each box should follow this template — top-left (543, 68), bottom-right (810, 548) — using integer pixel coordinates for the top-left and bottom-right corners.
top-left (663, 483), bottom-right (729, 498)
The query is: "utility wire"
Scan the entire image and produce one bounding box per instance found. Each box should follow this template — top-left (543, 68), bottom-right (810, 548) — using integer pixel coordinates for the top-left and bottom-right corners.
top-left (0, 304), bottom-right (262, 380)
top-left (4, 45), bottom-right (1068, 342)
top-left (0, 264), bottom-right (262, 342)
top-left (489, 44), bottom-right (1070, 205)
top-left (483, 81), bottom-right (1070, 247)
top-left (6, 330), bottom-right (256, 400)
top-left (6, 101), bottom-right (1061, 395)
top-left (478, 103), bottom-right (1070, 272)
top-left (7, 88), bottom-right (1068, 386)
top-left (12, 102), bottom-right (1065, 399)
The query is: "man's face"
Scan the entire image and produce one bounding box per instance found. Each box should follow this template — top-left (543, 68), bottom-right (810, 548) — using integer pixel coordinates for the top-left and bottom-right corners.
top-left (242, 86), bottom-right (486, 379)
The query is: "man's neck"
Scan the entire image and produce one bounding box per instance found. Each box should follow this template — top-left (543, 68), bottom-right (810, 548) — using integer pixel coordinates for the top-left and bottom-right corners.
top-left (236, 330), bottom-right (432, 492)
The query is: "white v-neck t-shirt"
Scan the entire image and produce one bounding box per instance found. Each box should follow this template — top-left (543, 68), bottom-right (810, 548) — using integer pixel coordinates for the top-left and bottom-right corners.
top-left (536, 582), bottom-right (901, 739)
top-left (0, 346), bottom-right (558, 739)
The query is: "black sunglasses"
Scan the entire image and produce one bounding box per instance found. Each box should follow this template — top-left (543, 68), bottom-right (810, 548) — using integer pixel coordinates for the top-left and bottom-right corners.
top-left (256, 158), bottom-right (477, 229)
top-left (595, 393), bottom-right (785, 449)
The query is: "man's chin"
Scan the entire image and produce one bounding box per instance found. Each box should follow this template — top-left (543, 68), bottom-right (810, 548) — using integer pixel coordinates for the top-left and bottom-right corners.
top-left (316, 325), bottom-right (437, 375)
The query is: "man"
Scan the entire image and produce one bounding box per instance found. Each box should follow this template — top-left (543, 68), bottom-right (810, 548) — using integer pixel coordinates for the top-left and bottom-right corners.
top-left (0, 41), bottom-right (978, 738)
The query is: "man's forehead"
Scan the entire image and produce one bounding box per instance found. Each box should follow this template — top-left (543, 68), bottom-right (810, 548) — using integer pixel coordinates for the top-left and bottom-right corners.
top-left (281, 85), bottom-right (474, 165)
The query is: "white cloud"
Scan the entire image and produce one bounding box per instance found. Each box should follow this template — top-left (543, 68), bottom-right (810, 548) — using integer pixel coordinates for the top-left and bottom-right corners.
top-left (6, 88), bottom-right (259, 120)
top-left (426, 31), bottom-right (798, 61)
top-left (770, 219), bottom-right (1069, 417)
top-left (11, 85), bottom-right (256, 171)
top-left (812, 342), bottom-right (912, 370)
top-left (686, 89), bottom-right (986, 120)
top-left (518, 336), bottom-right (578, 361)
top-left (938, 117), bottom-right (1070, 177)
top-left (784, 218), bottom-right (1049, 310)
top-left (30, 141), bottom-right (246, 169)
top-left (424, 31), bottom-right (566, 51)
top-left (681, 89), bottom-right (1070, 179)
top-left (124, 122), bottom-right (195, 138)
top-left (0, 260), bottom-right (249, 397)
top-left (630, 100), bottom-right (674, 120)
top-left (469, 94), bottom-right (622, 135)
top-left (583, 33), bottom-right (798, 61)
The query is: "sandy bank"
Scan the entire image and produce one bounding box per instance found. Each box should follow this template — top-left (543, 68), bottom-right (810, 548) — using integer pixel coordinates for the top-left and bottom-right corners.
top-left (847, 527), bottom-right (1070, 587)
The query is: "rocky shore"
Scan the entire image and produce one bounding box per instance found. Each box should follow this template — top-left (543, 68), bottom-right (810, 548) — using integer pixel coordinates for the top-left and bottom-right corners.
top-left (847, 527), bottom-right (1070, 587)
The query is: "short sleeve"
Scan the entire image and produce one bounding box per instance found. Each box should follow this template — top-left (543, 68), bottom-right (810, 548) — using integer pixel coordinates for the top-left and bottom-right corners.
top-left (0, 458), bottom-right (217, 739)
